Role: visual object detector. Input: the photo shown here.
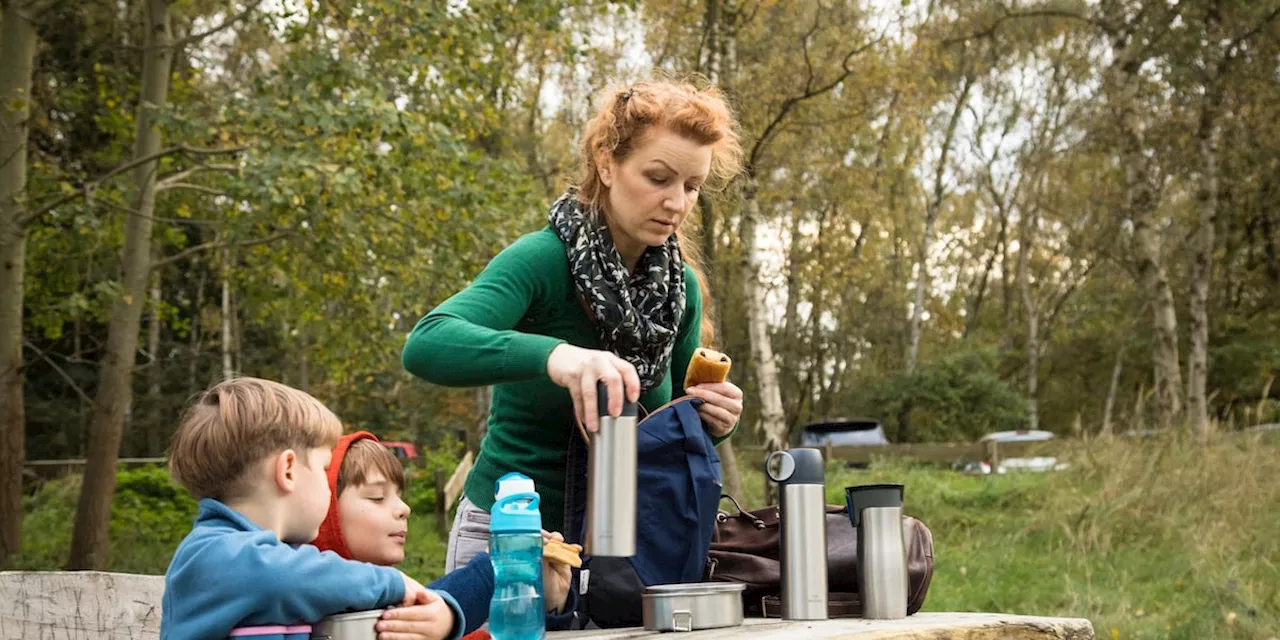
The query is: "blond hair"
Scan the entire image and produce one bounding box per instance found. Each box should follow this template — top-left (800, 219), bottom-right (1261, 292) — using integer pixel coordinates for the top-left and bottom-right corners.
top-left (168, 377), bottom-right (343, 500)
top-left (577, 78), bottom-right (745, 344)
top-left (337, 439), bottom-right (406, 495)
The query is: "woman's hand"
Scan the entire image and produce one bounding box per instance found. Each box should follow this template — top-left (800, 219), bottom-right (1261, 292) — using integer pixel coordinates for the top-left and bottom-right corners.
top-left (547, 344), bottom-right (641, 432)
top-left (686, 381), bottom-right (743, 438)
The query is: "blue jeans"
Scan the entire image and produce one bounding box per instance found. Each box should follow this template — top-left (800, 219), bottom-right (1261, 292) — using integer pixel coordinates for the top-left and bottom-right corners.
top-left (445, 496), bottom-right (491, 574)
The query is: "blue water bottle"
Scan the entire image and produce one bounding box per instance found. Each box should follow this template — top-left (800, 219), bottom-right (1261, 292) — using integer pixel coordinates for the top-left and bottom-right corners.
top-left (489, 473), bottom-right (545, 640)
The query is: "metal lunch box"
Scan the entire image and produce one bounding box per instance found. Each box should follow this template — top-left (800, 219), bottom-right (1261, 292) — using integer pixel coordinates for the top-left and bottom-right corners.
top-left (310, 609), bottom-right (383, 640)
top-left (641, 583), bottom-right (746, 632)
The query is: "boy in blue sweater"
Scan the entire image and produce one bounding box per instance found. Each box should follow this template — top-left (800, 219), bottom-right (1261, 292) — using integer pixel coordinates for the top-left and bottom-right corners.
top-left (161, 377), bottom-right (464, 640)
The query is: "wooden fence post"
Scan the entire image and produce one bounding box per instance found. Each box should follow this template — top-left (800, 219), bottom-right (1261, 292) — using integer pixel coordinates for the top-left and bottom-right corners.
top-left (434, 468), bottom-right (447, 532)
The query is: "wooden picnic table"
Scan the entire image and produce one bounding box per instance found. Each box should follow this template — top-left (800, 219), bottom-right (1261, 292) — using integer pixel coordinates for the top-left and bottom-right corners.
top-left (1, 571), bottom-right (1093, 640)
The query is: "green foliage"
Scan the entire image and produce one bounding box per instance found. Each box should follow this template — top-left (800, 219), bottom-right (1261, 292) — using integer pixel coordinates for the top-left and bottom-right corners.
top-left (852, 346), bottom-right (1029, 442)
top-left (20, 466), bottom-right (197, 573)
top-left (402, 439), bottom-right (467, 517)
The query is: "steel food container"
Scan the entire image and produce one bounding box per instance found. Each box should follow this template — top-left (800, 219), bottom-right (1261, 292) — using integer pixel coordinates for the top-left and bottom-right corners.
top-left (641, 583), bottom-right (746, 632)
top-left (310, 609), bottom-right (382, 640)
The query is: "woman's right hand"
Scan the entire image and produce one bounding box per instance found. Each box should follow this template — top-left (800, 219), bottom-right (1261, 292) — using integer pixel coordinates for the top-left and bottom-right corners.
top-left (546, 344), bottom-right (640, 432)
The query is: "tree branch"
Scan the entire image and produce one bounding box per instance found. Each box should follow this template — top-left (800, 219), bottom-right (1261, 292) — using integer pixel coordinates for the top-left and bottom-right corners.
top-left (175, 0), bottom-right (267, 48)
top-left (23, 339), bottom-right (95, 407)
top-left (18, 145), bottom-right (247, 226)
top-left (942, 7), bottom-right (1111, 46)
top-left (152, 230), bottom-right (293, 269)
top-left (1228, 6), bottom-right (1280, 56)
top-left (747, 33), bottom-right (883, 172)
top-left (156, 161), bottom-right (239, 187)
top-left (156, 182), bottom-right (227, 196)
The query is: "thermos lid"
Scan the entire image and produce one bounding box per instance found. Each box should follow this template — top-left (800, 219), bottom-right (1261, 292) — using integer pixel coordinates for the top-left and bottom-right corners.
top-left (596, 381), bottom-right (639, 419)
top-left (765, 448), bottom-right (824, 485)
top-left (845, 483), bottom-right (904, 527)
top-left (491, 473), bottom-right (542, 533)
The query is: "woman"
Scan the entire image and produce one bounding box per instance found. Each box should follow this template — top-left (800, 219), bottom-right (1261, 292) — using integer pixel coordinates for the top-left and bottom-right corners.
top-left (402, 79), bottom-right (746, 572)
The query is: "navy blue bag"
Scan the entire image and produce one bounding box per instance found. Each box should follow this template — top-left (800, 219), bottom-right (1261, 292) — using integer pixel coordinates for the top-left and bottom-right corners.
top-left (563, 396), bottom-right (723, 628)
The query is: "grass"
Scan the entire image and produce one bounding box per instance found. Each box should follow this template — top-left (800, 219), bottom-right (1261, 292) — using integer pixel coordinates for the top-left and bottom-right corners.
top-left (17, 432), bottom-right (1279, 639)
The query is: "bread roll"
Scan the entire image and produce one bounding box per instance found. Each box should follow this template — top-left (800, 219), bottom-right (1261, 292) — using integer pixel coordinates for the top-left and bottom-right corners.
top-left (684, 348), bottom-right (732, 389)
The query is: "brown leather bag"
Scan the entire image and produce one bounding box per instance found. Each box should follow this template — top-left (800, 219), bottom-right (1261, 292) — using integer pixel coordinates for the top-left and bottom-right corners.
top-left (704, 495), bottom-right (935, 617)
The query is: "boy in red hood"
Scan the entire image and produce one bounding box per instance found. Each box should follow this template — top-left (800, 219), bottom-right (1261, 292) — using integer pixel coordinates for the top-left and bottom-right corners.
top-left (312, 432), bottom-right (574, 638)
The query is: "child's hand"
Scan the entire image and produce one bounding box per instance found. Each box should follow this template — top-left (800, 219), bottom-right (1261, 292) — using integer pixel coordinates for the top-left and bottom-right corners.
top-left (399, 571), bottom-right (430, 607)
top-left (542, 531), bottom-right (573, 613)
top-left (377, 591), bottom-right (455, 640)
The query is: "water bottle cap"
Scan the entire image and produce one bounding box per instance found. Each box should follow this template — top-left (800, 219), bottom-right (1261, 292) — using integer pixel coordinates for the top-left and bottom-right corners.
top-left (495, 472), bottom-right (537, 501)
top-left (491, 473), bottom-right (542, 533)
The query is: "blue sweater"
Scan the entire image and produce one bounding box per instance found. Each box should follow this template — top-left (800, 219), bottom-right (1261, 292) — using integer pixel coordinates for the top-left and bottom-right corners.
top-left (161, 499), bottom-right (465, 640)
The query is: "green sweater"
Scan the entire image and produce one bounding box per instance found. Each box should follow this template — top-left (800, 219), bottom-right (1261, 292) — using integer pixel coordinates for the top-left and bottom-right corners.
top-left (402, 227), bottom-right (719, 530)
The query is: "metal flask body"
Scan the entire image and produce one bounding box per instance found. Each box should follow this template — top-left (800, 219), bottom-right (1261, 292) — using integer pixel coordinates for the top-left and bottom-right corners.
top-left (846, 484), bottom-right (908, 620)
top-left (585, 381), bottom-right (639, 557)
top-left (766, 448), bottom-right (828, 621)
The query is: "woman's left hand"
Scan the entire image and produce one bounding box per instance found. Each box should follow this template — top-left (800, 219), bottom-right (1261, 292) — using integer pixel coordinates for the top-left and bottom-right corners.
top-left (686, 381), bottom-right (743, 438)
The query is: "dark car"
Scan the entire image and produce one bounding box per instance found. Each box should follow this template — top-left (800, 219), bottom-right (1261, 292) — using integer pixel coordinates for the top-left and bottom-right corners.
top-left (798, 418), bottom-right (890, 447)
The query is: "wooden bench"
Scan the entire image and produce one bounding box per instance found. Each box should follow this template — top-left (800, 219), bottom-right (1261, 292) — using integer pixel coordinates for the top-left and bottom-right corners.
top-left (0, 571), bottom-right (1094, 640)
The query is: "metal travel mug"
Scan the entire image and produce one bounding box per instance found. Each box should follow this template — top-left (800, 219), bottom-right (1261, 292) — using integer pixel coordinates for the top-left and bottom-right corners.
top-left (585, 381), bottom-right (639, 557)
top-left (766, 448), bottom-right (828, 620)
top-left (845, 484), bottom-right (908, 619)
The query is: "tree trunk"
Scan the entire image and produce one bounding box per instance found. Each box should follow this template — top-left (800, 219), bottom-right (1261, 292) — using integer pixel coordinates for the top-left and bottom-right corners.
top-left (221, 251), bottom-right (234, 381)
top-left (1187, 3), bottom-right (1223, 441)
top-left (1109, 38), bottom-right (1183, 431)
top-left (145, 269), bottom-right (163, 457)
top-left (468, 385), bottom-right (490, 455)
top-left (187, 266), bottom-right (205, 394)
top-left (1017, 208), bottom-right (1039, 432)
top-left (966, 204), bottom-right (1007, 339)
top-left (781, 204), bottom-right (805, 423)
top-left (68, 0), bottom-right (172, 570)
top-left (0, 0), bottom-right (40, 569)
top-left (907, 74), bottom-right (973, 373)
top-left (740, 179), bottom-right (787, 462)
top-left (1101, 346), bottom-right (1124, 438)
top-left (716, 439), bottom-right (744, 501)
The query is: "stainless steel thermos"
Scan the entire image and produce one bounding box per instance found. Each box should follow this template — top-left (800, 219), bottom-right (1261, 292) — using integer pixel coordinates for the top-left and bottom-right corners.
top-left (585, 381), bottom-right (639, 557)
top-left (765, 448), bottom-right (828, 620)
top-left (845, 483), bottom-right (909, 619)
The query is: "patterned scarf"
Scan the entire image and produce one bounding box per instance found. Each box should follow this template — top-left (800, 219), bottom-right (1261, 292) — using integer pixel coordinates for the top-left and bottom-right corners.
top-left (548, 189), bottom-right (686, 391)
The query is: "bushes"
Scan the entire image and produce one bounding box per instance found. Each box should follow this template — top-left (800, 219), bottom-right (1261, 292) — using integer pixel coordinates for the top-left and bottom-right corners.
top-left (20, 465), bottom-right (197, 573)
top-left (854, 346), bottom-right (1029, 442)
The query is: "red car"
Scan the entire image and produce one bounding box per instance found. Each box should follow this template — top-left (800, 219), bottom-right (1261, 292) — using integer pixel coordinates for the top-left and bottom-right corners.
top-left (380, 441), bottom-right (419, 462)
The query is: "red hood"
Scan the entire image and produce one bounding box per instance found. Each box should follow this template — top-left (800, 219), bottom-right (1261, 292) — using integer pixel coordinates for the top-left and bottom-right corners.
top-left (310, 430), bottom-right (378, 559)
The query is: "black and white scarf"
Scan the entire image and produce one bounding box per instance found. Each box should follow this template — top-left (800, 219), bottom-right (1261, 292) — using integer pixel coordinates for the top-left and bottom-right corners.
top-left (548, 189), bottom-right (686, 391)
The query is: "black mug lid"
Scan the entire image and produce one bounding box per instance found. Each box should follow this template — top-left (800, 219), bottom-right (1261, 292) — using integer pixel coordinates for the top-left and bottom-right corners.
top-left (845, 483), bottom-right (904, 527)
top-left (765, 448), bottom-right (824, 485)
top-left (596, 380), bottom-right (639, 418)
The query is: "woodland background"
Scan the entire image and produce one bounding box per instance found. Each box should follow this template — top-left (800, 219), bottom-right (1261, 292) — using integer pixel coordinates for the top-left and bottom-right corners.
top-left (2, 1), bottom-right (1279, 635)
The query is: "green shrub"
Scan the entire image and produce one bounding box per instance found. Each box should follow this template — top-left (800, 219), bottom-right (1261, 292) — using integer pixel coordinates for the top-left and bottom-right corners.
top-left (854, 346), bottom-right (1028, 442)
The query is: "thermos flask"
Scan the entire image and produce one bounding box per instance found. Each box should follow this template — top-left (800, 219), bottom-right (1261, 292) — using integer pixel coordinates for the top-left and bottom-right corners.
top-left (765, 448), bottom-right (828, 620)
top-left (585, 381), bottom-right (639, 557)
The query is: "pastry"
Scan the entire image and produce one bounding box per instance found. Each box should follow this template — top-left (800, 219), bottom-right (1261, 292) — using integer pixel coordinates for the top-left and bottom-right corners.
top-left (543, 539), bottom-right (583, 568)
top-left (684, 348), bottom-right (732, 388)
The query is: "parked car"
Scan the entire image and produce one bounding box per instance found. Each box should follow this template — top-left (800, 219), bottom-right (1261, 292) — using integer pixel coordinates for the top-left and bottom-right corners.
top-left (380, 441), bottom-right (419, 463)
top-left (978, 429), bottom-right (1055, 444)
top-left (798, 418), bottom-right (890, 448)
top-left (972, 429), bottom-right (1066, 473)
